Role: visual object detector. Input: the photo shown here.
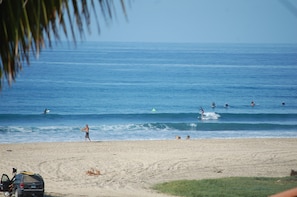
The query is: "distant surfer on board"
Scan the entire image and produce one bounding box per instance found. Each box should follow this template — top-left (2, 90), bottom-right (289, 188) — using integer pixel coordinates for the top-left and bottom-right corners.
top-left (43, 108), bottom-right (50, 114)
top-left (200, 107), bottom-right (205, 117)
top-left (198, 107), bottom-right (220, 120)
top-left (81, 124), bottom-right (91, 141)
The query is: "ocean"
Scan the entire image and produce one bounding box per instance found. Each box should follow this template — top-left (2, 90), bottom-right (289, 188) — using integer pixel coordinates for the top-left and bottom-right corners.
top-left (0, 42), bottom-right (296, 143)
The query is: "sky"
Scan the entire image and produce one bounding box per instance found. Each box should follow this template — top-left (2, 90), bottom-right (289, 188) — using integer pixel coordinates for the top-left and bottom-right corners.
top-left (82, 0), bottom-right (297, 43)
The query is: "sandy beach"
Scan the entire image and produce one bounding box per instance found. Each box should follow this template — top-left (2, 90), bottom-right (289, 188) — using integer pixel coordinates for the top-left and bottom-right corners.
top-left (0, 138), bottom-right (296, 197)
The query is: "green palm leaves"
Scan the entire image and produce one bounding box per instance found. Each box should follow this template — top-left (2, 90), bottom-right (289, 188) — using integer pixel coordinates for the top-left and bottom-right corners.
top-left (0, 0), bottom-right (126, 89)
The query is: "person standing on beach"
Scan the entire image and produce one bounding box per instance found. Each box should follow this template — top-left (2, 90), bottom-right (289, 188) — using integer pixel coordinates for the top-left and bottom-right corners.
top-left (81, 124), bottom-right (91, 141)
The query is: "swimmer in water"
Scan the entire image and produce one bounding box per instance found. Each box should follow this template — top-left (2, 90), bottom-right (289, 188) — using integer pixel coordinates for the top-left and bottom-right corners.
top-left (211, 102), bottom-right (216, 108)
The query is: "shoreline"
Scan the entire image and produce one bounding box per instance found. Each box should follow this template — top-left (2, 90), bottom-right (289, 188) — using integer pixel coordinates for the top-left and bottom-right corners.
top-left (1, 138), bottom-right (296, 197)
top-left (1, 136), bottom-right (297, 144)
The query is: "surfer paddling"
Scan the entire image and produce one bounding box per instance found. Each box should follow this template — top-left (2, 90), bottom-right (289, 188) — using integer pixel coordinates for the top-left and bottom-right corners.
top-left (81, 124), bottom-right (91, 141)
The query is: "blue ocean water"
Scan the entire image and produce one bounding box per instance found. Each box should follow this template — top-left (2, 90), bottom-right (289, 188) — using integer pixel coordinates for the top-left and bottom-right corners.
top-left (0, 42), bottom-right (297, 143)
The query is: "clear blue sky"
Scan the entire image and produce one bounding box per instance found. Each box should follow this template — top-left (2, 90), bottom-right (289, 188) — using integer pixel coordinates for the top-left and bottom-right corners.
top-left (85, 0), bottom-right (297, 43)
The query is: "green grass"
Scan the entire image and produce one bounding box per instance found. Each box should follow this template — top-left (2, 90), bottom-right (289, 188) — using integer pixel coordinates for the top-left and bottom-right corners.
top-left (153, 176), bottom-right (297, 197)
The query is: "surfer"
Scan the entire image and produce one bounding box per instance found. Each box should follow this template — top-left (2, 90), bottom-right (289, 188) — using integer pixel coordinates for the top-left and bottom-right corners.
top-left (81, 124), bottom-right (91, 141)
top-left (200, 107), bottom-right (205, 117)
top-left (43, 108), bottom-right (50, 114)
top-left (211, 102), bottom-right (216, 108)
top-left (199, 107), bottom-right (220, 120)
top-left (251, 101), bottom-right (255, 107)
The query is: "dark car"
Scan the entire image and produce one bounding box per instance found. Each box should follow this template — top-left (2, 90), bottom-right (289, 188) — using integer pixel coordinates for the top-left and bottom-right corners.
top-left (0, 171), bottom-right (44, 197)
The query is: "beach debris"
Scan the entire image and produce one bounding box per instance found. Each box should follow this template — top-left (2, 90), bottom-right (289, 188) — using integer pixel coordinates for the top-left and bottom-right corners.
top-left (216, 170), bottom-right (223, 173)
top-left (214, 168), bottom-right (223, 173)
top-left (86, 168), bottom-right (101, 176)
top-left (290, 169), bottom-right (297, 176)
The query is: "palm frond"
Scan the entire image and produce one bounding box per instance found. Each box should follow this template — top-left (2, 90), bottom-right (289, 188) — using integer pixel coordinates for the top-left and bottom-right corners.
top-left (0, 0), bottom-right (127, 89)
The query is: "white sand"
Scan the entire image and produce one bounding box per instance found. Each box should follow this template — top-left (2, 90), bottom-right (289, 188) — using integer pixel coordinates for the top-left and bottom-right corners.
top-left (1, 138), bottom-right (296, 197)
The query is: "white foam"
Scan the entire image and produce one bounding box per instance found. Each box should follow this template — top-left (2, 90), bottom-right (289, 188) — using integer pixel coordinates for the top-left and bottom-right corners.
top-left (199, 112), bottom-right (220, 120)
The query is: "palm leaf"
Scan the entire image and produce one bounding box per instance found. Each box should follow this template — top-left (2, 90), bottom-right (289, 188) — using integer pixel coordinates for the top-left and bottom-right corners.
top-left (0, 0), bottom-right (127, 89)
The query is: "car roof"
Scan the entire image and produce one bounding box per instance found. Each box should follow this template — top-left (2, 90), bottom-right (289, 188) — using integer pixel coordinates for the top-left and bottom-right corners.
top-left (19, 171), bottom-right (35, 175)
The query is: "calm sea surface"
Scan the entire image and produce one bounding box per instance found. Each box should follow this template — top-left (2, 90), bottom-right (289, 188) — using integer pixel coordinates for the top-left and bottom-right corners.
top-left (0, 42), bottom-right (297, 143)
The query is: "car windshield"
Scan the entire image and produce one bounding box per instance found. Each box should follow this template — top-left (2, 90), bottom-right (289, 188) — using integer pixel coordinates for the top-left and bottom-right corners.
top-left (23, 175), bottom-right (41, 183)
